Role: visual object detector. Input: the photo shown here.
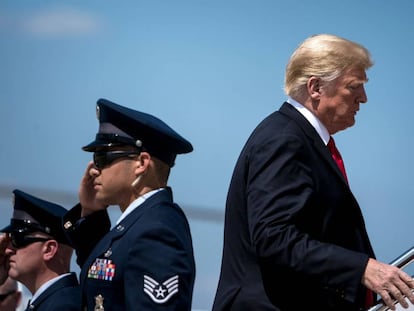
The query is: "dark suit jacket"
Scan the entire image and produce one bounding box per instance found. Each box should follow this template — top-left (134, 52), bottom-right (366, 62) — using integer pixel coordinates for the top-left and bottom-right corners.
top-left (213, 103), bottom-right (375, 311)
top-left (26, 272), bottom-right (81, 310)
top-left (64, 187), bottom-right (195, 311)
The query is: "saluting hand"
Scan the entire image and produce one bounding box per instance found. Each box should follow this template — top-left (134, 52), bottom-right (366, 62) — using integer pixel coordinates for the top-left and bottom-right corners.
top-left (363, 258), bottom-right (414, 310)
top-left (79, 161), bottom-right (107, 217)
top-left (0, 234), bottom-right (10, 284)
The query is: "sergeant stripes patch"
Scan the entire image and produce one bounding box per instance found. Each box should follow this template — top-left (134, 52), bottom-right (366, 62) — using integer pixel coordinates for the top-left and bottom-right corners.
top-left (143, 275), bottom-right (179, 304)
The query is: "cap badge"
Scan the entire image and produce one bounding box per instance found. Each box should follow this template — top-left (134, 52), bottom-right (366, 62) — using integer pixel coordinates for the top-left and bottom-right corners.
top-left (64, 221), bottom-right (72, 229)
top-left (135, 139), bottom-right (142, 148)
top-left (143, 275), bottom-right (179, 304)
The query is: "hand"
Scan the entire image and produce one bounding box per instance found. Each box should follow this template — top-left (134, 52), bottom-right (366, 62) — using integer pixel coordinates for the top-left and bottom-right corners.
top-left (363, 258), bottom-right (414, 310)
top-left (0, 234), bottom-right (10, 284)
top-left (79, 161), bottom-right (107, 217)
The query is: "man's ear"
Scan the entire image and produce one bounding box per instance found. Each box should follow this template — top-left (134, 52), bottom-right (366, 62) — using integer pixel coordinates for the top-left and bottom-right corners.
top-left (42, 240), bottom-right (58, 261)
top-left (136, 152), bottom-right (151, 169)
top-left (307, 76), bottom-right (321, 100)
top-left (132, 152), bottom-right (149, 176)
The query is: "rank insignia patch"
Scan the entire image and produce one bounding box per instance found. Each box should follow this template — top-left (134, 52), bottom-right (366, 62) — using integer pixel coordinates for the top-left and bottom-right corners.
top-left (88, 258), bottom-right (116, 281)
top-left (143, 275), bottom-right (179, 304)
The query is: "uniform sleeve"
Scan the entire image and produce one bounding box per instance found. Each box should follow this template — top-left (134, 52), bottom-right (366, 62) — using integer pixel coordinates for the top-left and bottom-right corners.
top-left (123, 211), bottom-right (195, 311)
top-left (63, 203), bottom-right (111, 267)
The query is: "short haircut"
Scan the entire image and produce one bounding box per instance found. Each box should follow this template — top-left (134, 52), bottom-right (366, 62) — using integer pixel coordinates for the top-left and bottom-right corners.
top-left (285, 34), bottom-right (373, 100)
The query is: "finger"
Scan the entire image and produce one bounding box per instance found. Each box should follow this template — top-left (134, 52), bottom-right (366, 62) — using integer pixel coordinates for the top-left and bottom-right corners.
top-left (399, 271), bottom-right (414, 285)
top-left (380, 289), bottom-right (397, 311)
top-left (400, 277), bottom-right (414, 305)
top-left (0, 233), bottom-right (7, 243)
top-left (386, 278), bottom-right (412, 310)
top-left (391, 289), bottom-right (408, 309)
top-left (86, 161), bottom-right (96, 177)
top-left (0, 234), bottom-right (10, 253)
top-left (89, 167), bottom-right (100, 178)
top-left (87, 160), bottom-right (96, 170)
top-left (80, 162), bottom-right (96, 185)
top-left (406, 290), bottom-right (414, 306)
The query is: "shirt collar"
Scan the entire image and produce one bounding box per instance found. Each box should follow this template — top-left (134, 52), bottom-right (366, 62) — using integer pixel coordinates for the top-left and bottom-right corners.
top-left (115, 188), bottom-right (164, 225)
top-left (287, 97), bottom-right (330, 145)
top-left (30, 273), bottom-right (71, 303)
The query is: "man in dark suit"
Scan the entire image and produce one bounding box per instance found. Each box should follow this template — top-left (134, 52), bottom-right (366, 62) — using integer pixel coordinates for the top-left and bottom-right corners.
top-left (63, 98), bottom-right (195, 310)
top-left (1, 189), bottom-right (81, 310)
top-left (213, 34), bottom-right (414, 311)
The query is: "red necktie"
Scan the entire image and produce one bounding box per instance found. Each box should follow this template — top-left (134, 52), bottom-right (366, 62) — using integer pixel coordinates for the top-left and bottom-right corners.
top-left (328, 137), bottom-right (375, 308)
top-left (327, 137), bottom-right (348, 183)
top-left (365, 289), bottom-right (375, 309)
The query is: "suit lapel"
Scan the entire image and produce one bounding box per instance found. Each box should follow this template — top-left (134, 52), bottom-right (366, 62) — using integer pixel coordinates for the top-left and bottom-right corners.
top-left (279, 102), bottom-right (375, 256)
top-left (279, 102), bottom-right (349, 185)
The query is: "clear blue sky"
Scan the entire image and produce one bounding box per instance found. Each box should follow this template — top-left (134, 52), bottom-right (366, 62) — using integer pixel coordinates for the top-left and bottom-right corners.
top-left (1, 1), bottom-right (414, 310)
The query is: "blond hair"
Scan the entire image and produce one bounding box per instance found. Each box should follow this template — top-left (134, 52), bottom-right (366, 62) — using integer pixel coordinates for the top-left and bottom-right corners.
top-left (285, 34), bottom-right (373, 100)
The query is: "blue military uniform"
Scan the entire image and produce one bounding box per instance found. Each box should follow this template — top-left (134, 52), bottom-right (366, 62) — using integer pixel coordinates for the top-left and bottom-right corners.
top-left (63, 98), bottom-right (195, 311)
top-left (1, 190), bottom-right (81, 311)
top-left (26, 273), bottom-right (80, 310)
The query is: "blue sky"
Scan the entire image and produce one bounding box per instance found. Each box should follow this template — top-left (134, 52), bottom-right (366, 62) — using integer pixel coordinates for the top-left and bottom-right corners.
top-left (1, 1), bottom-right (414, 310)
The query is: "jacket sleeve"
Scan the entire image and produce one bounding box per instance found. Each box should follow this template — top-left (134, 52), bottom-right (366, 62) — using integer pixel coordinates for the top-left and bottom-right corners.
top-left (123, 207), bottom-right (195, 311)
top-left (63, 203), bottom-right (111, 267)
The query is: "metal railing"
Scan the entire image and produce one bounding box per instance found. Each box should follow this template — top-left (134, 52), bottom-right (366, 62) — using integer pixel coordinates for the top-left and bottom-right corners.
top-left (367, 247), bottom-right (414, 311)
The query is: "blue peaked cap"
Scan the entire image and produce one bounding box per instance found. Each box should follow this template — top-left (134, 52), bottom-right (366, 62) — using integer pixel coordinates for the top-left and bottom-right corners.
top-left (1, 189), bottom-right (69, 244)
top-left (82, 98), bottom-right (193, 167)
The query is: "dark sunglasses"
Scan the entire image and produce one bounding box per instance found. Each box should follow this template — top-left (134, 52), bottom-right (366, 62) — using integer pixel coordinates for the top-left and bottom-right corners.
top-left (0, 290), bottom-right (16, 302)
top-left (10, 232), bottom-right (51, 249)
top-left (93, 151), bottom-right (140, 169)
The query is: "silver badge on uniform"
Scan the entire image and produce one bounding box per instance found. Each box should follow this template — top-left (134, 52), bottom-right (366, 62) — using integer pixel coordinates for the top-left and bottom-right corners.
top-left (94, 294), bottom-right (104, 310)
top-left (104, 248), bottom-right (112, 257)
top-left (143, 275), bottom-right (179, 304)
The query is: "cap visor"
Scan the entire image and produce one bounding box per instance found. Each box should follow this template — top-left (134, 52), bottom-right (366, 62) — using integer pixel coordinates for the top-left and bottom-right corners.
top-left (0, 224), bottom-right (16, 233)
top-left (82, 140), bottom-right (120, 152)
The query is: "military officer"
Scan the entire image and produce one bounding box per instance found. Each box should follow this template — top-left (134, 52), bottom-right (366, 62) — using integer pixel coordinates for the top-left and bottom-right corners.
top-left (63, 98), bottom-right (196, 311)
top-left (1, 189), bottom-right (81, 310)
